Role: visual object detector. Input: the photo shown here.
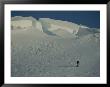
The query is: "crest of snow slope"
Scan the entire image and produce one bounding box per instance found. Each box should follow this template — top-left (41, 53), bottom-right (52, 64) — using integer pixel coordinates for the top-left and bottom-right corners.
top-left (11, 20), bottom-right (33, 29)
top-left (39, 18), bottom-right (100, 37)
top-left (11, 16), bottom-right (99, 38)
top-left (39, 18), bottom-right (80, 35)
top-left (11, 16), bottom-right (43, 32)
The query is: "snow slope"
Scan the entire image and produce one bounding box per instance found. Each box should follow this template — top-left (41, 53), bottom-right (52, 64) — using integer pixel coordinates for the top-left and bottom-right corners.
top-left (39, 18), bottom-right (80, 35)
top-left (11, 16), bottom-right (43, 31)
top-left (11, 17), bottom-right (100, 77)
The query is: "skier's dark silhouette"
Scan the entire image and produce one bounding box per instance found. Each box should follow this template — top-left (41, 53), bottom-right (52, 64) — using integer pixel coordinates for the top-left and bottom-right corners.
top-left (76, 60), bottom-right (79, 67)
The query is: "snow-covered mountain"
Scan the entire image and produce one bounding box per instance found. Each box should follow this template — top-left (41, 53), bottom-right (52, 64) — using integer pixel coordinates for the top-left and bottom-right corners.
top-left (11, 16), bottom-right (100, 77)
top-left (11, 16), bottom-right (99, 37)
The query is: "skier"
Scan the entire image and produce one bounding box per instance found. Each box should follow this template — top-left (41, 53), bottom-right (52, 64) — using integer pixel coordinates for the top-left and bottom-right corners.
top-left (76, 60), bottom-right (79, 67)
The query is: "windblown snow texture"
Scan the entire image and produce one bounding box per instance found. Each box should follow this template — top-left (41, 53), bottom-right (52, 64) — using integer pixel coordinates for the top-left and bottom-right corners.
top-left (11, 16), bottom-right (100, 77)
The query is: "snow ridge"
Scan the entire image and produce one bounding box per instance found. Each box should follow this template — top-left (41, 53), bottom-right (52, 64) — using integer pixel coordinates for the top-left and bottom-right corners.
top-left (11, 16), bottom-right (99, 37)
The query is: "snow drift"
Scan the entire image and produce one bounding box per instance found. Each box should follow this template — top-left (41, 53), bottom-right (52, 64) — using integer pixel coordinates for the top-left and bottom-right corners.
top-left (39, 18), bottom-right (80, 35)
top-left (11, 16), bottom-right (43, 31)
top-left (11, 20), bottom-right (33, 29)
top-left (11, 16), bottom-right (99, 37)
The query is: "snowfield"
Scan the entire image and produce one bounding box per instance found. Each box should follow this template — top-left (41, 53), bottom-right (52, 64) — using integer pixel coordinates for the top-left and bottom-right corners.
top-left (11, 16), bottom-right (100, 77)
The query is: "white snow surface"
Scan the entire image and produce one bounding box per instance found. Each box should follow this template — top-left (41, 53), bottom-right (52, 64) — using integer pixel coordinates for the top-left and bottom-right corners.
top-left (11, 16), bottom-right (100, 77)
top-left (11, 20), bottom-right (33, 29)
top-left (39, 18), bottom-right (80, 34)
